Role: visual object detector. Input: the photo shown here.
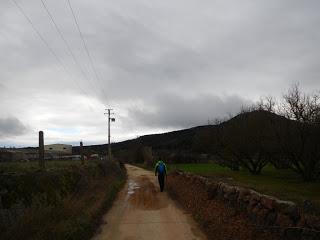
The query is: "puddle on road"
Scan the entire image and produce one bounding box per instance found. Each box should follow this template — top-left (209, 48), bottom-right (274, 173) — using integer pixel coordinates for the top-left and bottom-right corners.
top-left (127, 176), bottom-right (168, 210)
top-left (127, 180), bottom-right (140, 195)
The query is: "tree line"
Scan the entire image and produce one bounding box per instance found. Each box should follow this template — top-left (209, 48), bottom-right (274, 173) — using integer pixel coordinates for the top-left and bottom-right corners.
top-left (195, 84), bottom-right (320, 181)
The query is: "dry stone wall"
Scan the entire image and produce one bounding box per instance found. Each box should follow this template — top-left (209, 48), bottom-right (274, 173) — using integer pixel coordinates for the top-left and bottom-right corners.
top-left (169, 171), bottom-right (320, 240)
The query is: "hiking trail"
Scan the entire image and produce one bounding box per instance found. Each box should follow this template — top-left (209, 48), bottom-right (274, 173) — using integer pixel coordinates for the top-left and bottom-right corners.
top-left (92, 164), bottom-right (207, 240)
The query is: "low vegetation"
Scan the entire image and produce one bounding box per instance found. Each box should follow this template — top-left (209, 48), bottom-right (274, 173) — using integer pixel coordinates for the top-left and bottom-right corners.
top-left (0, 160), bottom-right (81, 173)
top-left (0, 160), bottom-right (126, 240)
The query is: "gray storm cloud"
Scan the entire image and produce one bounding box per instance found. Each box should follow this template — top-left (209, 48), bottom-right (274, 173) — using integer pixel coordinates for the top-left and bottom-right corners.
top-left (0, 0), bottom-right (320, 146)
top-left (126, 94), bottom-right (252, 129)
top-left (0, 117), bottom-right (27, 137)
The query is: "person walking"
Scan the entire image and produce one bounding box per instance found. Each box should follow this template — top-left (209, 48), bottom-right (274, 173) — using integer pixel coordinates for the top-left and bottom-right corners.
top-left (154, 159), bottom-right (167, 192)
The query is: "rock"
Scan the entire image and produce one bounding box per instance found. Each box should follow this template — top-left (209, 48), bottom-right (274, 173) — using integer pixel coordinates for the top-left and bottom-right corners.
top-left (248, 193), bottom-right (261, 210)
top-left (275, 200), bottom-right (295, 212)
top-left (222, 185), bottom-right (238, 202)
top-left (242, 194), bottom-right (252, 203)
top-left (250, 189), bottom-right (261, 197)
top-left (223, 185), bottom-right (236, 194)
top-left (250, 191), bottom-right (262, 202)
top-left (275, 200), bottom-right (299, 221)
top-left (249, 205), bottom-right (261, 221)
top-left (216, 183), bottom-right (225, 199)
top-left (265, 211), bottom-right (278, 225)
top-left (261, 195), bottom-right (276, 210)
top-left (238, 202), bottom-right (248, 211)
top-left (198, 176), bottom-right (207, 184)
top-left (276, 213), bottom-right (294, 227)
top-left (225, 192), bottom-right (239, 203)
top-left (207, 183), bottom-right (218, 200)
top-left (238, 188), bottom-right (250, 201)
top-left (191, 176), bottom-right (199, 183)
top-left (256, 208), bottom-right (270, 224)
top-left (218, 182), bottom-right (226, 192)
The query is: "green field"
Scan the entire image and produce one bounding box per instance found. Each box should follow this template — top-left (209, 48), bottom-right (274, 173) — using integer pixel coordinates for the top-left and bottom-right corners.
top-left (169, 163), bottom-right (320, 210)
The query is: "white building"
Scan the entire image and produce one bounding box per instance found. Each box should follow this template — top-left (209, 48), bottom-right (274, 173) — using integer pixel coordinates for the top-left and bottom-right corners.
top-left (44, 144), bottom-right (72, 155)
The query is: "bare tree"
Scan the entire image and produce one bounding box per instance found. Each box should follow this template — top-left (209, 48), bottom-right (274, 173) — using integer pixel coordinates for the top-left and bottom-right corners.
top-left (275, 84), bottom-right (320, 181)
top-left (282, 83), bottom-right (320, 123)
top-left (218, 110), bottom-right (276, 174)
top-left (257, 96), bottom-right (277, 113)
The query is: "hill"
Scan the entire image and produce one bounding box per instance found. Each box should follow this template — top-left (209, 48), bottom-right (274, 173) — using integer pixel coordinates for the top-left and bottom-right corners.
top-left (77, 110), bottom-right (289, 161)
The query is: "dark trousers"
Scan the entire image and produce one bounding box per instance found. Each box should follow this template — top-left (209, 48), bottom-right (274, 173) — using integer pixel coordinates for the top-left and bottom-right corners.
top-left (158, 174), bottom-right (165, 192)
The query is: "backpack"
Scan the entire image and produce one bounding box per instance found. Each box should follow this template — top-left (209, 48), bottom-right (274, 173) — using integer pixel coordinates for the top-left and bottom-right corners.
top-left (157, 162), bottom-right (165, 174)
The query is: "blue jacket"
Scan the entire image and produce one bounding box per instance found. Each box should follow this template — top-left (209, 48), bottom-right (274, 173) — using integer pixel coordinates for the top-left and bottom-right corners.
top-left (154, 161), bottom-right (167, 175)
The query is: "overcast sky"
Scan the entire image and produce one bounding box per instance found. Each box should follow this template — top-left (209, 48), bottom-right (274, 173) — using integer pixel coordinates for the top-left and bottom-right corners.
top-left (1, 0), bottom-right (319, 147)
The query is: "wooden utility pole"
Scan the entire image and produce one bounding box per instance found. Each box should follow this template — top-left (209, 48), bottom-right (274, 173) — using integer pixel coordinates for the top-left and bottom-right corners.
top-left (104, 109), bottom-right (115, 161)
top-left (80, 141), bottom-right (84, 165)
top-left (39, 131), bottom-right (45, 169)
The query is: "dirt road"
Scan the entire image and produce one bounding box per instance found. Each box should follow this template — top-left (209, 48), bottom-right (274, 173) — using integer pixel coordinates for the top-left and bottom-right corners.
top-left (92, 165), bottom-right (207, 240)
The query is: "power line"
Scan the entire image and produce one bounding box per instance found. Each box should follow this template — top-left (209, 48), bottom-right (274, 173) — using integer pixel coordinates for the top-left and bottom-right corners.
top-left (66, 0), bottom-right (108, 101)
top-left (40, 0), bottom-right (97, 95)
top-left (11, 0), bottom-right (65, 74)
top-left (10, 0), bottom-right (95, 109)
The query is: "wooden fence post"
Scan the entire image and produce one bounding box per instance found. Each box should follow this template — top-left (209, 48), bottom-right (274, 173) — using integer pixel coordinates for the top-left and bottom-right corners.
top-left (39, 131), bottom-right (45, 169)
top-left (80, 141), bottom-right (84, 165)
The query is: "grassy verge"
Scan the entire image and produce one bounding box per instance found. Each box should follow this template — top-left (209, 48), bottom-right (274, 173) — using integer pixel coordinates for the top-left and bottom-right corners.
top-left (0, 161), bottom-right (126, 240)
top-left (169, 163), bottom-right (320, 210)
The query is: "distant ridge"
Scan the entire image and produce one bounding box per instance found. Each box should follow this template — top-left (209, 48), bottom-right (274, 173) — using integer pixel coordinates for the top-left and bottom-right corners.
top-left (73, 110), bottom-right (291, 155)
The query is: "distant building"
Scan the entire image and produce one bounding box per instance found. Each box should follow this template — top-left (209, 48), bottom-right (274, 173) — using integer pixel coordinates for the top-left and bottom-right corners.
top-left (44, 144), bottom-right (72, 155)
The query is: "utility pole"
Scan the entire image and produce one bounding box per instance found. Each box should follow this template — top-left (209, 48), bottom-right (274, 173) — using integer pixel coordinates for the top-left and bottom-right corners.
top-left (104, 109), bottom-right (115, 161)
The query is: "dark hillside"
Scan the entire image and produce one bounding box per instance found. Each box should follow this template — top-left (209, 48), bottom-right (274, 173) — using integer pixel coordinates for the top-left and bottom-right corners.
top-left (138, 126), bottom-right (214, 150)
top-left (71, 110), bottom-right (320, 180)
top-left (73, 110), bottom-right (293, 156)
top-left (73, 125), bottom-right (216, 156)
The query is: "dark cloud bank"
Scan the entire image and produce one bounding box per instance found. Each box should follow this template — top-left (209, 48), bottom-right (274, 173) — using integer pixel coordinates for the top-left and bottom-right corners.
top-left (126, 94), bottom-right (252, 129)
top-left (0, 117), bottom-right (27, 137)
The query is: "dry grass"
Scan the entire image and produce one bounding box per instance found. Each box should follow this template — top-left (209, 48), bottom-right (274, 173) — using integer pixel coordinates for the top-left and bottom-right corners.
top-left (0, 161), bottom-right (126, 240)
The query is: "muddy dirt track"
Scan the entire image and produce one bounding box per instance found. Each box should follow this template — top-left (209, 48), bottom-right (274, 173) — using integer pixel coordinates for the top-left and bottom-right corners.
top-left (92, 165), bottom-right (207, 240)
